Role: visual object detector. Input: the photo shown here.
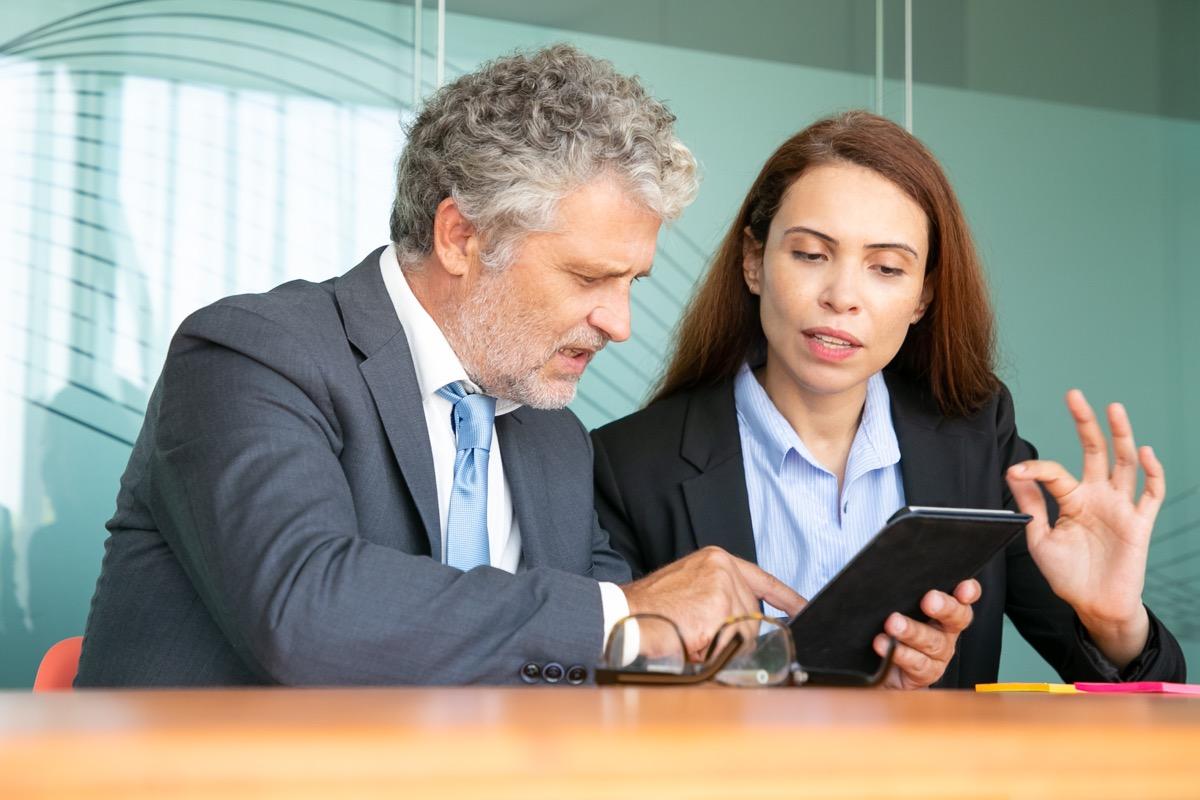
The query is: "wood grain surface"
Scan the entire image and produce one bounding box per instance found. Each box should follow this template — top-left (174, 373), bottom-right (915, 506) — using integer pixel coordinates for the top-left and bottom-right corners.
top-left (2, 686), bottom-right (1198, 798)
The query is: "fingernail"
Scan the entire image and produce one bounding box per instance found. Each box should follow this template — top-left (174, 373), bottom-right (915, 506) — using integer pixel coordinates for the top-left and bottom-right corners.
top-left (1010, 464), bottom-right (1026, 475)
top-left (888, 613), bottom-right (906, 634)
top-left (927, 593), bottom-right (943, 613)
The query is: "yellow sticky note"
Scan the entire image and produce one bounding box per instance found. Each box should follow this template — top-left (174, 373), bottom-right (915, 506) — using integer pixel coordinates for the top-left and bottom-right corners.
top-left (975, 682), bottom-right (1078, 693)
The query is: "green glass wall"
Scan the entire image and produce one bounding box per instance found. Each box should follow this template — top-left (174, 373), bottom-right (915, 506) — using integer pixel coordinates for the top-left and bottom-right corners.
top-left (1, 0), bottom-right (1196, 687)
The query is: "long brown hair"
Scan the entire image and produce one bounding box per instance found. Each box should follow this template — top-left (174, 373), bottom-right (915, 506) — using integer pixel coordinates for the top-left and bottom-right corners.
top-left (651, 110), bottom-right (998, 417)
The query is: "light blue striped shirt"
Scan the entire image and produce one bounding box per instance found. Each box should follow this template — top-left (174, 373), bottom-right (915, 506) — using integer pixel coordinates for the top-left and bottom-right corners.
top-left (734, 363), bottom-right (906, 615)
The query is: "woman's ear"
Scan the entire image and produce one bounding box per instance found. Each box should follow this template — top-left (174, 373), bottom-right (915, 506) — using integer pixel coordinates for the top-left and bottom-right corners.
top-left (742, 226), bottom-right (764, 296)
top-left (911, 275), bottom-right (934, 324)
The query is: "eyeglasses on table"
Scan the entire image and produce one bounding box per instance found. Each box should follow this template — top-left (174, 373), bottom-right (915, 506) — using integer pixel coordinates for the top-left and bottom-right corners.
top-left (595, 613), bottom-right (896, 687)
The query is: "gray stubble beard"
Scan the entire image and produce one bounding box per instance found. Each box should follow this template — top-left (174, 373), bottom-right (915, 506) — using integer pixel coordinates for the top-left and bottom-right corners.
top-left (442, 269), bottom-right (608, 410)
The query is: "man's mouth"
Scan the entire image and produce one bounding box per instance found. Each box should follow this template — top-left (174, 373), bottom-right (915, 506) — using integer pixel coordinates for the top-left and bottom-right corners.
top-left (554, 346), bottom-right (598, 376)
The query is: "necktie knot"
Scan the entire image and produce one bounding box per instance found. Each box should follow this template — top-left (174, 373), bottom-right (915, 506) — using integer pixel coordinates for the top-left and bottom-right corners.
top-left (437, 382), bottom-right (496, 453)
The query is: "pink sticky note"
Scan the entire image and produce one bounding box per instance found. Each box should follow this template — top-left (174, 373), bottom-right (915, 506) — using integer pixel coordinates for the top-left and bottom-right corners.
top-left (1074, 681), bottom-right (1200, 695)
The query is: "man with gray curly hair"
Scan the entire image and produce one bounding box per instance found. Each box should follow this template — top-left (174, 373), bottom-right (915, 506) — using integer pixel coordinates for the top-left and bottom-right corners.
top-left (389, 42), bottom-right (697, 410)
top-left (77, 44), bottom-right (803, 687)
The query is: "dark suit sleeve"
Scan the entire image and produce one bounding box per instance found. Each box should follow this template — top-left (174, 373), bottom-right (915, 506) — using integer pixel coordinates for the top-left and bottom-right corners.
top-left (592, 431), bottom-right (650, 579)
top-left (995, 385), bottom-right (1186, 682)
top-left (151, 303), bottom-right (609, 685)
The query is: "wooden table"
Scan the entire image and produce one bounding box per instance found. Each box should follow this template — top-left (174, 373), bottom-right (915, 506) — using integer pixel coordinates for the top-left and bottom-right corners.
top-left (2, 686), bottom-right (1198, 798)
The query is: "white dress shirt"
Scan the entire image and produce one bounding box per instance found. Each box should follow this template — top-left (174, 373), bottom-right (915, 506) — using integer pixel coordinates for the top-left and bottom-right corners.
top-left (378, 246), bottom-right (629, 651)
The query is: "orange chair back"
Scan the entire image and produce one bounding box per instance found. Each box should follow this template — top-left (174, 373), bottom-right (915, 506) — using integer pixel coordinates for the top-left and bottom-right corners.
top-left (33, 636), bottom-right (84, 692)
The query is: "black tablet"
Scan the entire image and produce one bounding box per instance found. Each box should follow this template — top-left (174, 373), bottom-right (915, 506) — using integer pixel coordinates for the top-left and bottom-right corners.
top-left (787, 506), bottom-right (1031, 675)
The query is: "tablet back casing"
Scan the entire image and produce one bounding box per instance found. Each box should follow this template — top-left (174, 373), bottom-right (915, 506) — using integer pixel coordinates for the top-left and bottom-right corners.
top-left (788, 508), bottom-right (1030, 675)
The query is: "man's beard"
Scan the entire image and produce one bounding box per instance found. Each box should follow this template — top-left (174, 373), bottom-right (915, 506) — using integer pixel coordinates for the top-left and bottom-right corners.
top-left (442, 270), bottom-right (609, 409)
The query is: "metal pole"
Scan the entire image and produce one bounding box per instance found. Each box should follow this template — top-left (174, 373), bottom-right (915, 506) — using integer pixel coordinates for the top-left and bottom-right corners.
top-left (904, 0), bottom-right (913, 132)
top-left (875, 0), bottom-right (884, 115)
top-left (413, 0), bottom-right (423, 105)
top-left (436, 0), bottom-right (445, 88)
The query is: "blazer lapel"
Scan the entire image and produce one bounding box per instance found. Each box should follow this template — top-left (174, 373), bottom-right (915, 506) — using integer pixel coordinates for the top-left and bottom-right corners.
top-left (335, 249), bottom-right (441, 559)
top-left (494, 410), bottom-right (559, 570)
top-left (886, 372), bottom-right (968, 508)
top-left (679, 383), bottom-right (759, 564)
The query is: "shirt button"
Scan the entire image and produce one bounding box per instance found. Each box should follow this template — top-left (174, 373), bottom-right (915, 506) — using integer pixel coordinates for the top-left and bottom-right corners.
top-left (542, 662), bottom-right (565, 683)
top-left (566, 665), bottom-right (588, 685)
top-left (519, 662), bottom-right (541, 684)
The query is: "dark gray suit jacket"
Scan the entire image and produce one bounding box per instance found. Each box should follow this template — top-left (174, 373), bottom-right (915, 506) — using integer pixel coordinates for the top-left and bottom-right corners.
top-left (77, 247), bottom-right (631, 687)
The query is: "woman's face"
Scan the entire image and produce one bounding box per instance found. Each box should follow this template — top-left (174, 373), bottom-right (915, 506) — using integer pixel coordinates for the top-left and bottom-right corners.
top-left (744, 162), bottom-right (932, 402)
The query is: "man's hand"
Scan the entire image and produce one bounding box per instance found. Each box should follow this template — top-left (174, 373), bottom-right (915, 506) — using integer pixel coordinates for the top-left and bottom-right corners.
top-left (872, 579), bottom-right (980, 689)
top-left (622, 547), bottom-right (806, 661)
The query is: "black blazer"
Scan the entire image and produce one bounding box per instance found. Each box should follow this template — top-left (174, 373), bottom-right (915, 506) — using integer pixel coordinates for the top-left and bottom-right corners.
top-left (592, 372), bottom-right (1185, 688)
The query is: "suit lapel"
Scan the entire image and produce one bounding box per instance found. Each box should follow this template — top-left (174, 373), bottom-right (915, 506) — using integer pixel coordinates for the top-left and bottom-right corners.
top-left (886, 372), bottom-right (968, 508)
top-left (679, 383), bottom-right (759, 564)
top-left (495, 410), bottom-right (559, 570)
top-left (335, 249), bottom-right (441, 559)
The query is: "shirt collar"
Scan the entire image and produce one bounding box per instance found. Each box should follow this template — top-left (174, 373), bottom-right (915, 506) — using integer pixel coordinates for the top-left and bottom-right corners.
top-left (733, 363), bottom-right (900, 478)
top-left (378, 245), bottom-right (519, 415)
top-left (734, 363), bottom-right (809, 474)
top-left (847, 371), bottom-right (901, 481)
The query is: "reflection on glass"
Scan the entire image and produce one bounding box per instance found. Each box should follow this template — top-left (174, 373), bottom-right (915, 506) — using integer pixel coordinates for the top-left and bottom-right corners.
top-left (0, 0), bottom-right (1194, 688)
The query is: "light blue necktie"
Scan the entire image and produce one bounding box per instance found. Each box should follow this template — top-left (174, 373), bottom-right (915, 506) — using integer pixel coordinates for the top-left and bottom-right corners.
top-left (436, 382), bottom-right (497, 571)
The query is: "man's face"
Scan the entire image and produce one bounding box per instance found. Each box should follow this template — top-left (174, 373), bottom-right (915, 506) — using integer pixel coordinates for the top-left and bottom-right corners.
top-left (446, 177), bottom-right (661, 408)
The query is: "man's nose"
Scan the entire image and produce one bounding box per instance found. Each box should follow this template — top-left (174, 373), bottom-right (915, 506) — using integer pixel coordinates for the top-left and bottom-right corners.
top-left (588, 294), bottom-right (632, 343)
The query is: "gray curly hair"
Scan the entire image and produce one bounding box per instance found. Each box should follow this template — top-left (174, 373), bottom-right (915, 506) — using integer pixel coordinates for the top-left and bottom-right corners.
top-left (389, 44), bottom-right (699, 270)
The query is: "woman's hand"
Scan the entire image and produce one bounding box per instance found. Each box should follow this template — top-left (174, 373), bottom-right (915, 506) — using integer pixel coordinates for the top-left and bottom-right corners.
top-left (872, 579), bottom-right (980, 689)
top-left (1005, 389), bottom-right (1163, 667)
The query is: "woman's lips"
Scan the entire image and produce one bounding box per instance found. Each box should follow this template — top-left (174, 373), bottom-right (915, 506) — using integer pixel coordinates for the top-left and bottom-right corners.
top-left (802, 328), bottom-right (862, 362)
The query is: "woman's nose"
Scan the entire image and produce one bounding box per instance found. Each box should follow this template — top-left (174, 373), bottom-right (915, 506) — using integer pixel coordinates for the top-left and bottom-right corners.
top-left (818, 266), bottom-right (861, 314)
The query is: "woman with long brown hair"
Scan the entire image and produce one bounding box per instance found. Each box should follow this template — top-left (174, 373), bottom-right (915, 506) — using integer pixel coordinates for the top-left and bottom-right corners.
top-left (593, 111), bottom-right (1184, 688)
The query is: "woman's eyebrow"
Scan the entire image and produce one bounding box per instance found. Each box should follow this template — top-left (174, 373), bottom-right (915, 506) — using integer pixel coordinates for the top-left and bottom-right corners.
top-left (865, 242), bottom-right (919, 259)
top-left (782, 225), bottom-right (836, 244)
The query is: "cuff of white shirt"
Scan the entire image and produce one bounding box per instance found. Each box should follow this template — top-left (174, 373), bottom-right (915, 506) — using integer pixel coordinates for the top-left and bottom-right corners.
top-left (597, 581), bottom-right (630, 655)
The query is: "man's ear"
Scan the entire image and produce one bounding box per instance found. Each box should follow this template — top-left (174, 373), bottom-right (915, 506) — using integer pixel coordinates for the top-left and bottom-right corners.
top-left (742, 227), bottom-right (764, 296)
top-left (431, 196), bottom-right (478, 277)
top-left (911, 275), bottom-right (934, 324)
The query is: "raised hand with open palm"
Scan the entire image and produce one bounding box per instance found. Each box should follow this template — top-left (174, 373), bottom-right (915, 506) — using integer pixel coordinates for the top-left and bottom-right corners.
top-left (1005, 389), bottom-right (1163, 667)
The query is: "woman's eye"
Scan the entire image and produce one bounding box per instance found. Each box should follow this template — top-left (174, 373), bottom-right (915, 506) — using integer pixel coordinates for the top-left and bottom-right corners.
top-left (791, 251), bottom-right (823, 262)
top-left (876, 265), bottom-right (904, 277)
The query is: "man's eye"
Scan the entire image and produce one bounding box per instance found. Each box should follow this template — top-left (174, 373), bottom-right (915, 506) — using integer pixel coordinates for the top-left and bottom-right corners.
top-left (578, 274), bottom-right (600, 285)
